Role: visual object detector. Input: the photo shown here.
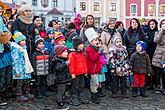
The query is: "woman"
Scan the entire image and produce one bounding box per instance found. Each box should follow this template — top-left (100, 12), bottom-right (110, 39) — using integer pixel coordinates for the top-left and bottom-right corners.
top-left (11, 4), bottom-right (35, 58)
top-left (152, 19), bottom-right (165, 94)
top-left (124, 18), bottom-right (146, 57)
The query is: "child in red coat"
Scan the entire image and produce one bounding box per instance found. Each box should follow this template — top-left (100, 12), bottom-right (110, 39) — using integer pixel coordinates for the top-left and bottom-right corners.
top-left (68, 37), bottom-right (88, 106)
top-left (85, 28), bottom-right (102, 104)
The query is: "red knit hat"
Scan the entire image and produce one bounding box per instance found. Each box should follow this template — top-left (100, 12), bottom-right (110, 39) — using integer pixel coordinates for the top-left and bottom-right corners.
top-left (55, 33), bottom-right (65, 44)
top-left (54, 45), bottom-right (67, 57)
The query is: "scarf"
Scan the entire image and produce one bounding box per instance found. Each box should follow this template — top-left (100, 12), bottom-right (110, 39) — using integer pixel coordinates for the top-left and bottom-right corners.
top-left (0, 43), bottom-right (4, 53)
top-left (18, 14), bottom-right (33, 25)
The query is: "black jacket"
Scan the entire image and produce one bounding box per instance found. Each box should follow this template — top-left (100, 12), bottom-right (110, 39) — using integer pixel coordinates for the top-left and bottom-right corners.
top-left (51, 57), bottom-right (71, 84)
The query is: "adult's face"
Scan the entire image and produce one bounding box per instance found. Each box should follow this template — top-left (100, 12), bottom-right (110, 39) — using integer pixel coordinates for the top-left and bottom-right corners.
top-left (53, 22), bottom-right (60, 30)
top-left (108, 20), bottom-right (115, 29)
top-left (149, 21), bottom-right (156, 30)
top-left (131, 19), bottom-right (138, 29)
top-left (23, 10), bottom-right (32, 18)
top-left (87, 16), bottom-right (94, 26)
top-left (117, 23), bottom-right (124, 31)
top-left (34, 18), bottom-right (42, 27)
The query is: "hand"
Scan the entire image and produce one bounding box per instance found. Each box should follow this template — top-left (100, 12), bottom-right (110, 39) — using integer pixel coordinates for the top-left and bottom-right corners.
top-left (65, 61), bottom-right (70, 65)
top-left (15, 74), bottom-right (20, 78)
top-left (148, 74), bottom-right (151, 76)
top-left (99, 48), bottom-right (104, 54)
top-left (111, 70), bottom-right (115, 73)
top-left (163, 64), bottom-right (165, 68)
top-left (85, 73), bottom-right (88, 77)
top-left (71, 74), bottom-right (76, 79)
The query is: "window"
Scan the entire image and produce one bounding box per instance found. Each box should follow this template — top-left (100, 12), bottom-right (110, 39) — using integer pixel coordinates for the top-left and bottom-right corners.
top-left (53, 0), bottom-right (57, 7)
top-left (148, 4), bottom-right (155, 13)
top-left (93, 2), bottom-right (100, 11)
top-left (80, 2), bottom-right (86, 11)
top-left (41, 0), bottom-right (49, 8)
top-left (160, 5), bottom-right (165, 14)
top-left (130, 4), bottom-right (137, 13)
top-left (95, 17), bottom-right (100, 27)
top-left (32, 0), bottom-right (37, 6)
top-left (110, 3), bottom-right (116, 11)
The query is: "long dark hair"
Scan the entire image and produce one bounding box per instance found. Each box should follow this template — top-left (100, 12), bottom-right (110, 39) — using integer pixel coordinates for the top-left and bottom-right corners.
top-left (83, 14), bottom-right (95, 29)
top-left (148, 19), bottom-right (158, 31)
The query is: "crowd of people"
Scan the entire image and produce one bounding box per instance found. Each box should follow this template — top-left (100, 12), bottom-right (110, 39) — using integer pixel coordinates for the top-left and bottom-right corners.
top-left (0, 3), bottom-right (165, 110)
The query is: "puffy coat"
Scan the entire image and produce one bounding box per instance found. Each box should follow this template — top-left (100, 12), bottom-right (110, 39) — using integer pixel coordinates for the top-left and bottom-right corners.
top-left (32, 48), bottom-right (49, 76)
top-left (130, 51), bottom-right (152, 74)
top-left (51, 57), bottom-right (71, 84)
top-left (86, 45), bottom-right (102, 75)
top-left (68, 50), bottom-right (88, 76)
top-left (152, 30), bottom-right (165, 68)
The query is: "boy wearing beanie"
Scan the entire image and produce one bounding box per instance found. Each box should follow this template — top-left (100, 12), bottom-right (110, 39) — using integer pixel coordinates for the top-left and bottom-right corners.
top-left (109, 34), bottom-right (132, 98)
top-left (51, 45), bottom-right (71, 110)
top-left (31, 35), bottom-right (50, 98)
top-left (130, 41), bottom-right (152, 97)
top-left (55, 33), bottom-right (65, 45)
top-left (68, 37), bottom-right (88, 106)
top-left (85, 28), bottom-right (102, 104)
top-left (10, 31), bottom-right (34, 102)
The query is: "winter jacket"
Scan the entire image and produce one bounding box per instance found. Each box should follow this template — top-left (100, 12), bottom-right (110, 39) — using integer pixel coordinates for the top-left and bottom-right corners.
top-left (51, 57), bottom-right (71, 84)
top-left (31, 23), bottom-right (46, 39)
top-left (10, 42), bottom-right (32, 79)
top-left (32, 48), bottom-right (50, 76)
top-left (124, 28), bottom-right (146, 56)
top-left (152, 30), bottom-right (165, 68)
top-left (146, 29), bottom-right (158, 61)
top-left (45, 38), bottom-right (55, 60)
top-left (130, 51), bottom-right (152, 74)
top-left (109, 45), bottom-right (132, 76)
top-left (68, 50), bottom-right (88, 76)
top-left (86, 45), bottom-right (102, 75)
top-left (11, 18), bottom-right (35, 58)
top-left (100, 28), bottom-right (117, 55)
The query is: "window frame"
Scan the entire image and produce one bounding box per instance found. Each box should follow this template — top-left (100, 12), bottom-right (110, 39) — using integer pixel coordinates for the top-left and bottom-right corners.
top-left (32, 0), bottom-right (37, 6)
top-left (110, 2), bottom-right (116, 11)
top-left (130, 3), bottom-right (137, 14)
top-left (93, 1), bottom-right (100, 12)
top-left (80, 1), bottom-right (87, 11)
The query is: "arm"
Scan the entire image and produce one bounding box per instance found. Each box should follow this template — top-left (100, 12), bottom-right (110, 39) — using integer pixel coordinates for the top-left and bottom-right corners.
top-left (100, 32), bottom-right (108, 54)
top-left (108, 51), bottom-right (116, 73)
top-left (86, 49), bottom-right (100, 62)
top-left (31, 52), bottom-right (36, 74)
top-left (154, 31), bottom-right (163, 43)
top-left (146, 53), bottom-right (152, 74)
top-left (68, 53), bottom-right (75, 75)
top-left (130, 54), bottom-right (134, 73)
top-left (11, 19), bottom-right (19, 35)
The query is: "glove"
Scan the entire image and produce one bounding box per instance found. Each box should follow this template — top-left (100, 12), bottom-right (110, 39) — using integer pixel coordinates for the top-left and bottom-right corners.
top-left (99, 47), bottom-right (104, 54)
top-left (65, 61), bottom-right (70, 65)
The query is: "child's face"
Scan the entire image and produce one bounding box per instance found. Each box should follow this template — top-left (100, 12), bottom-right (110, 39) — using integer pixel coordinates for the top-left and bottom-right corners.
top-left (115, 39), bottom-right (122, 48)
top-left (57, 40), bottom-right (65, 45)
top-left (48, 33), bottom-right (55, 39)
top-left (59, 50), bottom-right (68, 58)
top-left (136, 44), bottom-right (142, 52)
top-left (77, 43), bottom-right (84, 51)
top-left (37, 42), bottom-right (45, 49)
top-left (90, 38), bottom-right (99, 47)
top-left (19, 40), bottom-right (26, 46)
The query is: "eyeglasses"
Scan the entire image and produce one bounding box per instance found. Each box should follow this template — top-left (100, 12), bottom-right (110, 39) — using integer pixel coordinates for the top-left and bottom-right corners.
top-left (24, 10), bottom-right (32, 12)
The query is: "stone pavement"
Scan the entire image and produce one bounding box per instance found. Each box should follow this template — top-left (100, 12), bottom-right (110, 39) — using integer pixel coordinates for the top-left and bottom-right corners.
top-left (1, 89), bottom-right (165, 110)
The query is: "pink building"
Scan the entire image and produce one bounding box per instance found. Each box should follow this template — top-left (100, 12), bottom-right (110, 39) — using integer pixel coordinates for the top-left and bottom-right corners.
top-left (122, 0), bottom-right (165, 28)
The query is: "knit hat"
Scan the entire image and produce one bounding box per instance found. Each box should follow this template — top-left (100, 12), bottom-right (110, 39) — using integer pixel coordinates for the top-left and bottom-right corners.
top-left (35, 35), bottom-right (44, 46)
top-left (18, 4), bottom-right (32, 14)
top-left (84, 28), bottom-right (99, 42)
top-left (46, 28), bottom-right (55, 36)
top-left (72, 37), bottom-right (83, 49)
top-left (54, 45), bottom-right (67, 57)
top-left (33, 16), bottom-right (40, 22)
top-left (12, 31), bottom-right (26, 43)
top-left (55, 33), bottom-right (65, 44)
top-left (136, 41), bottom-right (147, 52)
top-left (67, 29), bottom-right (78, 41)
top-left (113, 34), bottom-right (122, 44)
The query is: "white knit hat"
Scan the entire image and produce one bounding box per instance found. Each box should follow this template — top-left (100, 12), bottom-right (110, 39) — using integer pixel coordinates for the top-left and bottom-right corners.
top-left (85, 28), bottom-right (99, 42)
top-left (18, 4), bottom-right (32, 14)
top-left (113, 33), bottom-right (122, 44)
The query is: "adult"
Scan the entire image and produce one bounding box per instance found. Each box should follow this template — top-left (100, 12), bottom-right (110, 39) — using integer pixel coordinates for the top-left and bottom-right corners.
top-left (48, 20), bottom-right (62, 37)
top-left (124, 18), bottom-right (146, 57)
top-left (80, 14), bottom-right (99, 47)
top-left (152, 19), bottom-right (165, 94)
top-left (31, 16), bottom-right (46, 39)
top-left (114, 21), bottom-right (127, 46)
top-left (11, 3), bottom-right (34, 58)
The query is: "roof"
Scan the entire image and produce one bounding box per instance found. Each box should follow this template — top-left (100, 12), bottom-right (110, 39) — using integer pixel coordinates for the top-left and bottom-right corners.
top-left (47, 8), bottom-right (63, 15)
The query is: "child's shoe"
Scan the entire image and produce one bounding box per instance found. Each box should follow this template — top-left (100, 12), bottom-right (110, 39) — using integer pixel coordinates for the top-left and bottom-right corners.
top-left (0, 97), bottom-right (7, 106)
top-left (140, 87), bottom-right (148, 98)
top-left (70, 95), bottom-right (80, 106)
top-left (16, 95), bottom-right (28, 102)
top-left (57, 102), bottom-right (69, 110)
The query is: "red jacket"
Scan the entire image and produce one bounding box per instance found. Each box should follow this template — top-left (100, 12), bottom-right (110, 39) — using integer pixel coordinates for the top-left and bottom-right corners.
top-left (86, 45), bottom-right (102, 75)
top-left (68, 51), bottom-right (88, 76)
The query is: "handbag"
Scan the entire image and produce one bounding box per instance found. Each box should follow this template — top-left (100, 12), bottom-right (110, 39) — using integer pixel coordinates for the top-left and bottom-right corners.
top-left (0, 51), bottom-right (12, 68)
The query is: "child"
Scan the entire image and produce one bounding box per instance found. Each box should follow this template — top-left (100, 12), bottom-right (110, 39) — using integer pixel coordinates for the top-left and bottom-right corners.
top-left (130, 41), bottom-right (152, 97)
top-left (109, 35), bottom-right (132, 98)
top-left (10, 31), bottom-right (34, 102)
top-left (55, 33), bottom-right (66, 45)
top-left (68, 37), bottom-right (88, 106)
top-left (98, 39), bottom-right (107, 97)
top-left (51, 45), bottom-right (71, 110)
top-left (85, 28), bottom-right (102, 104)
top-left (31, 35), bottom-right (49, 98)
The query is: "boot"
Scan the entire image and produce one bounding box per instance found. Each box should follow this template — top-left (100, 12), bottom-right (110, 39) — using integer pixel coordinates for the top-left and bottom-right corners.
top-left (23, 85), bottom-right (34, 101)
top-left (98, 88), bottom-right (106, 97)
top-left (132, 87), bottom-right (138, 97)
top-left (70, 95), bottom-right (80, 106)
top-left (57, 102), bottom-right (69, 110)
top-left (16, 87), bottom-right (28, 102)
top-left (91, 92), bottom-right (100, 104)
top-left (78, 90), bottom-right (89, 104)
top-left (140, 87), bottom-right (147, 97)
top-left (0, 92), bottom-right (7, 106)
